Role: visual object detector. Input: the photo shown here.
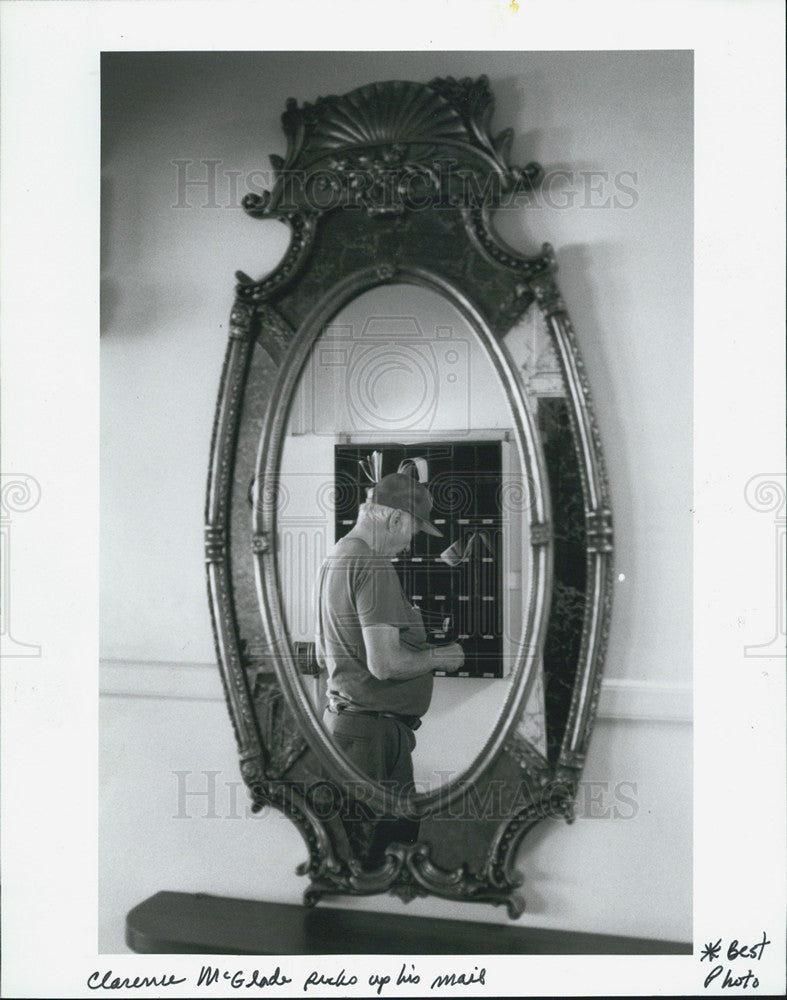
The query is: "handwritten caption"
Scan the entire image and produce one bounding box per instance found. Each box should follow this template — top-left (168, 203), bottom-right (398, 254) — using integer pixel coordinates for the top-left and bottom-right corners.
top-left (86, 962), bottom-right (486, 993)
top-left (700, 931), bottom-right (771, 990)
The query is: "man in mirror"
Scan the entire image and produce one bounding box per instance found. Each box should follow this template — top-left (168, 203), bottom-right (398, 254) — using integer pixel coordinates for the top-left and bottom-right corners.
top-left (315, 472), bottom-right (465, 865)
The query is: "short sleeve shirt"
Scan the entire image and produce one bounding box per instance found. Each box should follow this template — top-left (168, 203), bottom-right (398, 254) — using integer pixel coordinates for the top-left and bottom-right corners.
top-left (315, 536), bottom-right (433, 717)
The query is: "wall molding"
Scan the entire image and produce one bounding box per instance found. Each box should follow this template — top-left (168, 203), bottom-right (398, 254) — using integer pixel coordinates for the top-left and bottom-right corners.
top-left (99, 659), bottom-right (692, 723)
top-left (596, 678), bottom-right (692, 722)
top-left (99, 659), bottom-right (225, 702)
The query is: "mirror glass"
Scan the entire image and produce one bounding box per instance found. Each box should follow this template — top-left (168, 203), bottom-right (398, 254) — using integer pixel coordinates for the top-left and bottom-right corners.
top-left (276, 284), bottom-right (556, 792)
top-left (499, 303), bottom-right (585, 770)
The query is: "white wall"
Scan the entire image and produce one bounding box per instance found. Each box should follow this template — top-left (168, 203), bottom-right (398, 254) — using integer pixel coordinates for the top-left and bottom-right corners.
top-left (100, 50), bottom-right (692, 949)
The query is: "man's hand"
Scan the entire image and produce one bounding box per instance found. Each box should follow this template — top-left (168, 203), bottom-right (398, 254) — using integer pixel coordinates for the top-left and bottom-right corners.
top-left (429, 642), bottom-right (465, 673)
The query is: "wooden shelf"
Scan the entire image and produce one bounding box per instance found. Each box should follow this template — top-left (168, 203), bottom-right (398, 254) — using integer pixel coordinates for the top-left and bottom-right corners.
top-left (126, 892), bottom-right (692, 956)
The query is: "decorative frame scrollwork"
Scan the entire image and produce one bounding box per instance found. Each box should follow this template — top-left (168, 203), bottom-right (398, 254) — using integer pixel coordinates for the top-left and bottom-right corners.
top-left (205, 76), bottom-right (613, 917)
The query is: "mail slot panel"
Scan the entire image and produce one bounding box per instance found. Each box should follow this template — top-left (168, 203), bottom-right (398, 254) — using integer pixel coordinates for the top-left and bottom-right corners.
top-left (335, 440), bottom-right (506, 678)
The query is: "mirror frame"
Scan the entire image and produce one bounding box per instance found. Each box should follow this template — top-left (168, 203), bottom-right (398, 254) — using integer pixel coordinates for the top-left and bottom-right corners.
top-left (205, 76), bottom-right (614, 917)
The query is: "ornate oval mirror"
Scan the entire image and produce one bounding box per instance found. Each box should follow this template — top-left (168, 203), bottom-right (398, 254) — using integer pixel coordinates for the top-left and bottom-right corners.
top-left (277, 282), bottom-right (546, 795)
top-left (205, 76), bottom-right (613, 917)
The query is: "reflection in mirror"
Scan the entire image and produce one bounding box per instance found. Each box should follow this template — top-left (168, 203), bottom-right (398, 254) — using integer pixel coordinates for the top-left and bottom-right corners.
top-left (275, 284), bottom-right (559, 795)
top-left (500, 303), bottom-right (583, 766)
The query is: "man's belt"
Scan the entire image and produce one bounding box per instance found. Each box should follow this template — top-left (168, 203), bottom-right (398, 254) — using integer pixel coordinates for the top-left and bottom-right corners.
top-left (329, 703), bottom-right (421, 731)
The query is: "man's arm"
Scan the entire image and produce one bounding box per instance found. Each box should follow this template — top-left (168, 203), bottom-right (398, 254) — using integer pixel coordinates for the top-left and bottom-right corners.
top-left (362, 624), bottom-right (464, 681)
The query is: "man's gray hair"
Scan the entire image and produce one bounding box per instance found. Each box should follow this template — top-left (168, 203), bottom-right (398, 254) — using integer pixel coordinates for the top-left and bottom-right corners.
top-left (358, 500), bottom-right (414, 524)
top-left (357, 500), bottom-right (397, 525)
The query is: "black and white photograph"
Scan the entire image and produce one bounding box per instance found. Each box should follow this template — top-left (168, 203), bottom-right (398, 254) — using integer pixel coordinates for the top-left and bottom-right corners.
top-left (100, 46), bottom-right (694, 953)
top-left (1, 2), bottom-right (784, 997)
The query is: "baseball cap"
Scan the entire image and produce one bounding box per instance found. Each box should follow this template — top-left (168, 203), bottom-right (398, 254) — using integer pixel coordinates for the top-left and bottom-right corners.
top-left (369, 473), bottom-right (443, 537)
